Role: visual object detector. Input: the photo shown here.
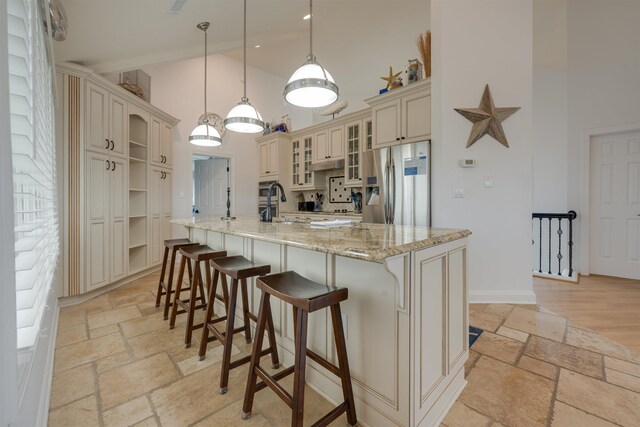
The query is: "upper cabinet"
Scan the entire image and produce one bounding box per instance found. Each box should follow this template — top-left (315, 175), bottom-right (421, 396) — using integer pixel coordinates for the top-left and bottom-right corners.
top-left (291, 135), bottom-right (316, 190)
top-left (150, 115), bottom-right (173, 167)
top-left (344, 120), bottom-right (363, 187)
top-left (86, 82), bottom-right (128, 158)
top-left (257, 133), bottom-right (289, 181)
top-left (367, 79), bottom-right (431, 149)
top-left (313, 124), bottom-right (344, 163)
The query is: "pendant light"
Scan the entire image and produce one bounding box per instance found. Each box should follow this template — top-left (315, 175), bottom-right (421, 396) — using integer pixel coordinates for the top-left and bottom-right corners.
top-left (283, 0), bottom-right (339, 108)
top-left (189, 22), bottom-right (222, 146)
top-left (224, 0), bottom-right (265, 133)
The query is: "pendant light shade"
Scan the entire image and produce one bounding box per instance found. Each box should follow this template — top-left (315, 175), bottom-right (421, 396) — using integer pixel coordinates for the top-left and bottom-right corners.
top-left (283, 0), bottom-right (339, 108)
top-left (190, 22), bottom-right (222, 146)
top-left (224, 0), bottom-right (265, 134)
top-left (189, 123), bottom-right (221, 146)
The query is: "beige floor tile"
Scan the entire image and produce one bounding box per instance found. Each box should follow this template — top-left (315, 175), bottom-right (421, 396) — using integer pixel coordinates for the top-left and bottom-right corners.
top-left (465, 350), bottom-right (481, 376)
top-left (103, 396), bottom-right (153, 427)
top-left (192, 399), bottom-right (271, 427)
top-left (469, 311), bottom-right (504, 333)
top-left (551, 401), bottom-right (616, 427)
top-left (98, 353), bottom-right (180, 410)
top-left (173, 343), bottom-right (241, 376)
top-left (87, 305), bottom-right (142, 330)
top-left (89, 323), bottom-right (120, 339)
top-left (524, 336), bottom-right (603, 379)
top-left (95, 351), bottom-right (135, 374)
top-left (132, 417), bottom-right (159, 427)
top-left (566, 326), bottom-right (640, 364)
top-left (605, 356), bottom-right (640, 378)
top-left (556, 369), bottom-right (640, 426)
top-left (469, 332), bottom-right (523, 364)
top-left (49, 363), bottom-right (95, 409)
top-left (128, 326), bottom-right (188, 359)
top-left (55, 323), bottom-right (88, 348)
top-left (517, 355), bottom-right (558, 380)
top-left (483, 304), bottom-right (515, 319)
top-left (108, 287), bottom-right (156, 308)
top-left (151, 364), bottom-right (247, 426)
top-left (459, 356), bottom-right (554, 427)
top-left (605, 368), bottom-right (640, 393)
top-left (57, 308), bottom-right (87, 329)
top-left (54, 333), bottom-right (127, 372)
top-left (496, 326), bottom-right (529, 342)
top-left (441, 401), bottom-right (492, 427)
top-left (503, 307), bottom-right (567, 342)
top-left (48, 395), bottom-right (100, 427)
top-left (119, 311), bottom-right (167, 339)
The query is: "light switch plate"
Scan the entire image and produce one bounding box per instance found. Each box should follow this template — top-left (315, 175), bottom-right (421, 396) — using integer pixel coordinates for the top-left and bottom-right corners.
top-left (453, 186), bottom-right (465, 198)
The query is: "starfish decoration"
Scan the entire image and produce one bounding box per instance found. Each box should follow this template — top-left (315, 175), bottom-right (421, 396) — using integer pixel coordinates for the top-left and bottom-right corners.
top-left (380, 66), bottom-right (402, 90)
top-left (454, 84), bottom-right (520, 148)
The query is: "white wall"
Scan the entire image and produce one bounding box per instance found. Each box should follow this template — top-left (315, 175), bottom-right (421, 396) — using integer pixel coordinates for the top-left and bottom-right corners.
top-left (143, 54), bottom-right (312, 236)
top-left (432, 0), bottom-right (535, 303)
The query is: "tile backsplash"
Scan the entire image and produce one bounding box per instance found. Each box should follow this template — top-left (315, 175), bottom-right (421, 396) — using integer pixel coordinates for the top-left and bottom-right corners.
top-left (297, 170), bottom-right (363, 213)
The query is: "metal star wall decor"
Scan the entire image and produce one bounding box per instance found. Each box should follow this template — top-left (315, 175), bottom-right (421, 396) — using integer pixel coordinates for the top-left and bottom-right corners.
top-left (454, 84), bottom-right (520, 148)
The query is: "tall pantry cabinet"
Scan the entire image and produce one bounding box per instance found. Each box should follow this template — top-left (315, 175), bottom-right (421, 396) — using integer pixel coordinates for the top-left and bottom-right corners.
top-left (57, 63), bottom-right (179, 298)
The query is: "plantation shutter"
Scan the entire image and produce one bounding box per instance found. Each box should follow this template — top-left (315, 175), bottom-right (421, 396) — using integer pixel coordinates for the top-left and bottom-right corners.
top-left (7, 0), bottom-right (59, 349)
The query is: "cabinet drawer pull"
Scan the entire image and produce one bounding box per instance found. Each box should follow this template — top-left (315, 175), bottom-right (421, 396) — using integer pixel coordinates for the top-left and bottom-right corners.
top-left (106, 160), bottom-right (110, 170)
top-left (110, 140), bottom-right (114, 150)
top-left (105, 138), bottom-right (110, 149)
top-left (396, 137), bottom-right (400, 141)
top-left (111, 161), bottom-right (116, 171)
top-left (162, 155), bottom-right (165, 163)
top-left (401, 136), bottom-right (405, 140)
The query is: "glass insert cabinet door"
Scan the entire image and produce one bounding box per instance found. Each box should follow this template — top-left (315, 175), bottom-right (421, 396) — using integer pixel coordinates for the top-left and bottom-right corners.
top-left (291, 136), bottom-right (314, 187)
top-left (346, 121), bottom-right (362, 184)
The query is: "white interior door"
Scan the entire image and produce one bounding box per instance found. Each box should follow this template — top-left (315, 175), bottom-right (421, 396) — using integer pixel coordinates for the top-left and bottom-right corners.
top-left (193, 158), bottom-right (228, 217)
top-left (590, 131), bottom-right (640, 279)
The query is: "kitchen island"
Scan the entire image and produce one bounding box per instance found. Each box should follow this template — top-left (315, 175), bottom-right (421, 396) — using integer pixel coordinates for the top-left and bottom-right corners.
top-left (172, 216), bottom-right (470, 427)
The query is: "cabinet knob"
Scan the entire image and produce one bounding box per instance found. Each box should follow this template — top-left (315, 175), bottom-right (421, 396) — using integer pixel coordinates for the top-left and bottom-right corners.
top-left (401, 136), bottom-right (406, 140)
top-left (396, 137), bottom-right (400, 141)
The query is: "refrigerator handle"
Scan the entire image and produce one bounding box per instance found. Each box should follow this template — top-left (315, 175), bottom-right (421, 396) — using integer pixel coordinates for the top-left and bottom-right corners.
top-left (384, 155), bottom-right (390, 224)
top-left (390, 157), bottom-right (396, 224)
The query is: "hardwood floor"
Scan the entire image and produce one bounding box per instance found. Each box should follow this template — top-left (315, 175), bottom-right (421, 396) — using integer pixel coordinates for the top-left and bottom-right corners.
top-left (534, 274), bottom-right (640, 353)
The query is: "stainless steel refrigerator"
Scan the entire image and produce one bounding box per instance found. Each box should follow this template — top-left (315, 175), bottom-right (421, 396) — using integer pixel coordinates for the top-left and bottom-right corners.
top-left (362, 141), bottom-right (431, 226)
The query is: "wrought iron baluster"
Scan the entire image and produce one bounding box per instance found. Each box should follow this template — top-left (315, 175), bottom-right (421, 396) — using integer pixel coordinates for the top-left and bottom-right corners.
top-left (538, 218), bottom-right (542, 273)
top-left (557, 218), bottom-right (563, 275)
top-left (548, 218), bottom-right (552, 274)
top-left (568, 212), bottom-right (575, 277)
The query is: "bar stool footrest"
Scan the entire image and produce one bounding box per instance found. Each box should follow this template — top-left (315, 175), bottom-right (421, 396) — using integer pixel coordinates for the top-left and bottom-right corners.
top-left (310, 402), bottom-right (349, 427)
top-left (307, 348), bottom-right (341, 377)
top-left (255, 366), bottom-right (294, 408)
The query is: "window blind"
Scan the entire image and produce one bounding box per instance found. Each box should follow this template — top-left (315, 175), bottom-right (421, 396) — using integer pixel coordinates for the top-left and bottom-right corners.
top-left (8, 0), bottom-right (59, 349)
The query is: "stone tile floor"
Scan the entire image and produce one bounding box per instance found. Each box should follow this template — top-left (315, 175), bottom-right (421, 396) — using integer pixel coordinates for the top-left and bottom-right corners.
top-left (50, 271), bottom-right (640, 426)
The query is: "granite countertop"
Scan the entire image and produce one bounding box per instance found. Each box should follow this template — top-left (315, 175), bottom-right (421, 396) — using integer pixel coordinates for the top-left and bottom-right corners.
top-left (171, 216), bottom-right (471, 262)
top-left (279, 210), bottom-right (363, 218)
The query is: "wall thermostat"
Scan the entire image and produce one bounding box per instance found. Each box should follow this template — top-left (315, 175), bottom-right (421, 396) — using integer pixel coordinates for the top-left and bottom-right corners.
top-left (460, 159), bottom-right (476, 168)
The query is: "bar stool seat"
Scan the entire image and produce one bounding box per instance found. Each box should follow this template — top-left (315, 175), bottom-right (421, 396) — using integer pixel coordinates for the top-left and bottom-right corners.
top-left (169, 244), bottom-right (227, 348)
top-left (199, 255), bottom-right (279, 395)
top-left (156, 239), bottom-right (199, 320)
top-left (242, 271), bottom-right (357, 427)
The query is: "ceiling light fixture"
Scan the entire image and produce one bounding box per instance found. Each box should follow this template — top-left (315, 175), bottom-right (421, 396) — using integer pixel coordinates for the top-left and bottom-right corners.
top-left (224, 0), bottom-right (265, 134)
top-left (284, 0), bottom-right (339, 108)
top-left (254, 44), bottom-right (261, 48)
top-left (189, 22), bottom-right (222, 147)
top-left (303, 14), bottom-right (310, 20)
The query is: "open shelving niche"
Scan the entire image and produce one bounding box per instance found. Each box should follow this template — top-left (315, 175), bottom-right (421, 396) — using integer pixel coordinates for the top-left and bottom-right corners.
top-left (128, 114), bottom-right (148, 273)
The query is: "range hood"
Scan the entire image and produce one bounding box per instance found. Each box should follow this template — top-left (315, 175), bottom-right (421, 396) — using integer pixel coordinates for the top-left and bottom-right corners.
top-left (310, 159), bottom-right (344, 172)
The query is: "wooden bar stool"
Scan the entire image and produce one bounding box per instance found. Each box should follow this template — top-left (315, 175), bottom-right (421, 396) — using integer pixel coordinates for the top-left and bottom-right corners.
top-left (242, 271), bottom-right (357, 427)
top-left (156, 239), bottom-right (199, 320)
top-left (199, 255), bottom-right (280, 395)
top-left (169, 245), bottom-right (227, 348)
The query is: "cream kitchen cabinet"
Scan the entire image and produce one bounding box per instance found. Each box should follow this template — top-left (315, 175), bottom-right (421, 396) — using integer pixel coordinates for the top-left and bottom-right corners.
top-left (150, 167), bottom-right (172, 266)
top-left (313, 125), bottom-right (344, 163)
top-left (151, 116), bottom-right (173, 167)
top-left (344, 120), bottom-right (363, 186)
top-left (86, 81), bottom-right (128, 158)
top-left (57, 62), bottom-right (179, 297)
top-left (367, 79), bottom-right (431, 149)
top-left (85, 151), bottom-right (128, 292)
top-left (291, 135), bottom-right (318, 190)
top-left (258, 132), bottom-right (289, 181)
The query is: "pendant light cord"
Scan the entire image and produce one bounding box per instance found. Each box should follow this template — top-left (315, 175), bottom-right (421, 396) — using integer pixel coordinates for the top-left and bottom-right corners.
top-left (309, 0), bottom-right (313, 57)
top-left (204, 27), bottom-right (208, 121)
top-left (242, 0), bottom-right (247, 101)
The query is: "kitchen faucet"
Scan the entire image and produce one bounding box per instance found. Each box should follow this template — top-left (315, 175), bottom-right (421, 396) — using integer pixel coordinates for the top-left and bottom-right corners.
top-left (260, 182), bottom-right (286, 222)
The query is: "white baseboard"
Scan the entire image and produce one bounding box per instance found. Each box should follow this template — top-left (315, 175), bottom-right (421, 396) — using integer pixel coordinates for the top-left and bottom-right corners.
top-left (35, 302), bottom-right (59, 427)
top-left (469, 291), bottom-right (537, 304)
